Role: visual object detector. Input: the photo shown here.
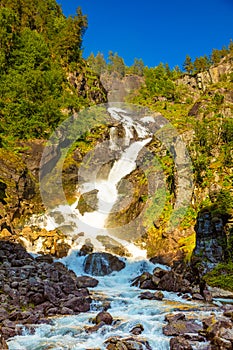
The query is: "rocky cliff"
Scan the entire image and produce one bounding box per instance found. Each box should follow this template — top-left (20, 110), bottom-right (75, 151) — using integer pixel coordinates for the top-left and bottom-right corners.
top-left (177, 54), bottom-right (233, 91)
top-left (100, 72), bottom-right (144, 102)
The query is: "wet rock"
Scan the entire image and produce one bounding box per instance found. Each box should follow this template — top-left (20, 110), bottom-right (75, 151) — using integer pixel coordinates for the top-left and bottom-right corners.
top-left (63, 297), bottom-right (91, 313)
top-left (85, 321), bottom-right (105, 334)
top-left (163, 320), bottom-right (201, 336)
top-left (130, 324), bottom-right (144, 335)
top-left (139, 291), bottom-right (156, 300)
top-left (149, 251), bottom-right (185, 267)
top-left (165, 313), bottom-right (186, 323)
top-left (139, 291), bottom-right (164, 300)
top-left (183, 334), bottom-right (205, 342)
top-left (84, 252), bottom-right (125, 276)
top-left (210, 336), bottom-right (232, 349)
top-left (153, 291), bottom-right (164, 300)
top-left (223, 309), bottom-right (233, 321)
top-left (79, 241), bottom-right (94, 256)
top-left (77, 189), bottom-right (99, 215)
top-left (35, 254), bottom-right (54, 264)
top-left (170, 336), bottom-right (193, 350)
top-left (158, 270), bottom-right (192, 293)
top-left (105, 336), bottom-right (152, 350)
top-left (203, 289), bottom-right (213, 302)
top-left (153, 267), bottom-right (168, 279)
top-left (131, 272), bottom-right (153, 288)
top-left (76, 276), bottom-right (99, 288)
top-left (0, 240), bottom-right (93, 339)
top-left (60, 307), bottom-right (74, 315)
top-left (163, 313), bottom-right (201, 336)
top-left (192, 293), bottom-right (204, 301)
top-left (95, 311), bottom-right (113, 325)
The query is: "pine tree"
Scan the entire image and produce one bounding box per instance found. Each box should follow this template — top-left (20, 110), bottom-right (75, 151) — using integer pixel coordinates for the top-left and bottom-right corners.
top-left (183, 55), bottom-right (194, 74)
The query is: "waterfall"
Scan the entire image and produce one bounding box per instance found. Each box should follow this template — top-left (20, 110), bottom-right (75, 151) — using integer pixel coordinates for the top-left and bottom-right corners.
top-left (30, 105), bottom-right (154, 258)
top-left (7, 105), bottom-right (199, 350)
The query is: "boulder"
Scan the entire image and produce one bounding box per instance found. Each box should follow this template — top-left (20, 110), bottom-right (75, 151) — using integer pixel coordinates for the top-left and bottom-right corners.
top-left (76, 276), bottom-right (99, 288)
top-left (130, 324), bottom-right (144, 335)
top-left (170, 336), bottom-right (193, 350)
top-left (163, 313), bottom-right (201, 337)
top-left (79, 241), bottom-right (94, 256)
top-left (105, 336), bottom-right (152, 350)
top-left (163, 320), bottom-right (201, 336)
top-left (84, 252), bottom-right (125, 276)
top-left (139, 291), bottom-right (164, 300)
top-left (95, 311), bottom-right (113, 325)
top-left (158, 270), bottom-right (192, 293)
top-left (62, 297), bottom-right (91, 313)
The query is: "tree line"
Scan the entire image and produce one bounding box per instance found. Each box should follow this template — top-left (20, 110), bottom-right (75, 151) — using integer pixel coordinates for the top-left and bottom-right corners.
top-left (0, 0), bottom-right (90, 140)
top-left (183, 41), bottom-right (233, 74)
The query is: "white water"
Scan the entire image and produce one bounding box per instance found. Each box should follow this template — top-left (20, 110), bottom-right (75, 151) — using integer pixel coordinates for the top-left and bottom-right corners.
top-left (7, 255), bottom-right (211, 350)
top-left (29, 106), bottom-right (153, 256)
top-left (7, 106), bottom-right (211, 349)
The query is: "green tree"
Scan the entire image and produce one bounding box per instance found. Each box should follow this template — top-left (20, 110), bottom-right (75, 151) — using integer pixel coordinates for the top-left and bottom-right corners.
top-left (130, 58), bottom-right (145, 76)
top-left (87, 52), bottom-right (107, 76)
top-left (108, 51), bottom-right (126, 77)
top-left (211, 49), bottom-right (223, 65)
top-left (183, 55), bottom-right (193, 74)
top-left (52, 7), bottom-right (87, 64)
top-left (193, 55), bottom-right (211, 72)
top-left (0, 7), bottom-right (19, 73)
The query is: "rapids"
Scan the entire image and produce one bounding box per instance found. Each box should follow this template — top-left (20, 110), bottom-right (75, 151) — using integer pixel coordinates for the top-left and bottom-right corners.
top-left (7, 254), bottom-right (211, 350)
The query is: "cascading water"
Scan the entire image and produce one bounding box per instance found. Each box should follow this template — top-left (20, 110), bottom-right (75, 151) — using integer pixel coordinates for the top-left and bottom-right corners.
top-left (7, 106), bottom-right (205, 350)
top-left (28, 106), bottom-right (154, 257)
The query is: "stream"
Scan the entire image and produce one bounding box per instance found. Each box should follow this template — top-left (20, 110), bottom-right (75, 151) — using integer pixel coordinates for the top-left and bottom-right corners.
top-left (6, 104), bottom-right (207, 349)
top-left (7, 253), bottom-right (212, 350)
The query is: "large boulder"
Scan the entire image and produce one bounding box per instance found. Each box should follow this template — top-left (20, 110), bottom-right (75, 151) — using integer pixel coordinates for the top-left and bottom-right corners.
top-left (84, 252), bottom-right (125, 276)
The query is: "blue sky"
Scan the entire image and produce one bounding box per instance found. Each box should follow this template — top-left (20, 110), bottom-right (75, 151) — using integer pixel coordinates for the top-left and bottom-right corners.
top-left (59, 0), bottom-right (233, 69)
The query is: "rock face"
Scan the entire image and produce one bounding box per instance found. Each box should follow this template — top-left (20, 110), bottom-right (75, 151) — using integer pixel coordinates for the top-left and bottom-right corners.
top-left (177, 55), bottom-right (233, 91)
top-left (100, 73), bottom-right (144, 102)
top-left (0, 149), bottom-right (36, 233)
top-left (194, 210), bottom-right (227, 272)
top-left (84, 252), bottom-right (126, 276)
top-left (0, 240), bottom-right (95, 341)
top-left (68, 69), bottom-right (107, 104)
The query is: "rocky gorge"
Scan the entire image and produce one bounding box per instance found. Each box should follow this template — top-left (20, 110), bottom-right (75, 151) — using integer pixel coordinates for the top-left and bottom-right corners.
top-left (0, 42), bottom-right (232, 350)
top-left (0, 100), bottom-right (232, 349)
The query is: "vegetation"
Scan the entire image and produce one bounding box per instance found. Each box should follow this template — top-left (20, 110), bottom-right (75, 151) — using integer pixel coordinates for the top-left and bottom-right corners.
top-left (204, 262), bottom-right (233, 291)
top-left (0, 0), bottom-right (104, 142)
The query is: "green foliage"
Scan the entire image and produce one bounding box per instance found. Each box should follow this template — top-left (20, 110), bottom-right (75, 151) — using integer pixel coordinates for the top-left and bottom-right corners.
top-left (107, 51), bottom-right (126, 77)
top-left (141, 63), bottom-right (177, 101)
top-left (87, 52), bottom-right (107, 76)
top-left (127, 58), bottom-right (145, 76)
top-left (214, 189), bottom-right (233, 216)
top-left (183, 55), bottom-right (194, 74)
top-left (193, 55), bottom-right (211, 73)
top-left (204, 262), bottom-right (233, 291)
top-left (0, 0), bottom-right (95, 141)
